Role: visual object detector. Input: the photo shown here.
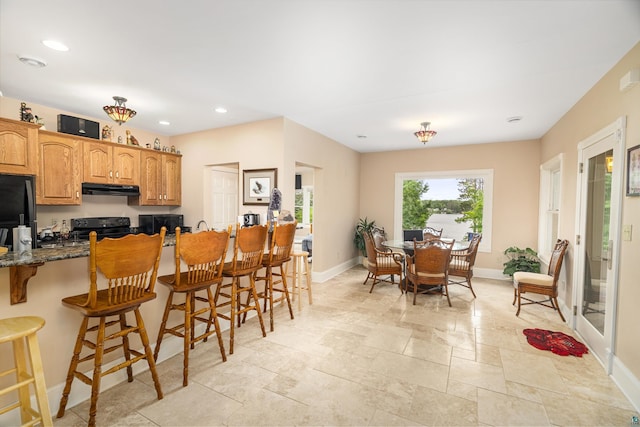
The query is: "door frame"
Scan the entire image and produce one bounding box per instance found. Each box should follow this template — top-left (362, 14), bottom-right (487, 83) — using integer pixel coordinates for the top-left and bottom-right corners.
top-left (572, 116), bottom-right (626, 373)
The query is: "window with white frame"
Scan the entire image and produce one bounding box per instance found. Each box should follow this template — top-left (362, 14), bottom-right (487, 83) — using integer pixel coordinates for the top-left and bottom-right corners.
top-left (394, 169), bottom-right (493, 253)
top-left (295, 187), bottom-right (313, 225)
top-left (538, 154), bottom-right (563, 262)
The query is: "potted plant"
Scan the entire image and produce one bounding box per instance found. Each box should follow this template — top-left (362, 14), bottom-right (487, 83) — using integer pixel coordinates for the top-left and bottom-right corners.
top-left (503, 246), bottom-right (541, 276)
top-left (353, 217), bottom-right (376, 257)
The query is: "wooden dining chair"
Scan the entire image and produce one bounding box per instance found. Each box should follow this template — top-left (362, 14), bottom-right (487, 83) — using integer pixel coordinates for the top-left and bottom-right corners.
top-left (57, 228), bottom-right (166, 427)
top-left (406, 238), bottom-right (454, 305)
top-left (214, 224), bottom-right (268, 354)
top-left (252, 221), bottom-right (297, 331)
top-left (154, 226), bottom-right (231, 387)
top-left (362, 230), bottom-right (403, 293)
top-left (422, 226), bottom-right (443, 240)
top-left (513, 239), bottom-right (569, 321)
top-left (448, 233), bottom-right (482, 298)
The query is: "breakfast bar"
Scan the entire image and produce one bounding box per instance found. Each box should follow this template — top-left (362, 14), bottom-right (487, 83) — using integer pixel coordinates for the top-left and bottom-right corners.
top-left (0, 236), bottom-right (177, 304)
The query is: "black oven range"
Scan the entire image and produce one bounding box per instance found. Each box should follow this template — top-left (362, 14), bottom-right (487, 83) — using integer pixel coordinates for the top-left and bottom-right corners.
top-left (71, 217), bottom-right (133, 241)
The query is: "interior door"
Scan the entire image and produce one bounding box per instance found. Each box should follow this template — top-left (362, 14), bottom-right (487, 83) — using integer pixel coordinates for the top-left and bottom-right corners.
top-left (574, 117), bottom-right (625, 372)
top-left (208, 166), bottom-right (238, 231)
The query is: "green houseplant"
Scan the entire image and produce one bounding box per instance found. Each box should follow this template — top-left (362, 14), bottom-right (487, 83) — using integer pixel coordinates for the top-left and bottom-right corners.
top-left (503, 246), bottom-right (541, 276)
top-left (354, 217), bottom-right (377, 256)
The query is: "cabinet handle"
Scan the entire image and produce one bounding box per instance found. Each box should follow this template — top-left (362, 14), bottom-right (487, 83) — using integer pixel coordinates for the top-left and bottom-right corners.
top-left (164, 194), bottom-right (167, 200)
top-left (109, 170), bottom-right (113, 178)
top-left (116, 171), bottom-right (119, 178)
top-left (76, 191), bottom-right (79, 199)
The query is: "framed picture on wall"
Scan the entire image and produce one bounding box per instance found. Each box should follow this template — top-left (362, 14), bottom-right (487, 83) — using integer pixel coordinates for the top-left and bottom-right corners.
top-left (243, 168), bottom-right (277, 205)
top-left (627, 144), bottom-right (640, 196)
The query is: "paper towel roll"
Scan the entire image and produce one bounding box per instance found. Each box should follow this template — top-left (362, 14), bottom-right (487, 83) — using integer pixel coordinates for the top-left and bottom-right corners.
top-left (12, 225), bottom-right (32, 253)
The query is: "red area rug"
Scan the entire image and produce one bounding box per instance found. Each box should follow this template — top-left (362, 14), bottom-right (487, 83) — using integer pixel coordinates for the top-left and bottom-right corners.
top-left (523, 329), bottom-right (589, 357)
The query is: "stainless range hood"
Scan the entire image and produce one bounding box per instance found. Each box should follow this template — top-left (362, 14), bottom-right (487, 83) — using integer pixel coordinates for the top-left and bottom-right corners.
top-left (81, 182), bottom-right (140, 196)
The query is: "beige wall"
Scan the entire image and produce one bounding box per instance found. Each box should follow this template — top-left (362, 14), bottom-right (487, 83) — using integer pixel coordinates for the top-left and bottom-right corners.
top-left (170, 117), bottom-right (285, 229)
top-left (283, 119), bottom-right (361, 272)
top-left (170, 117), bottom-right (361, 274)
top-left (541, 42), bottom-right (640, 380)
top-left (359, 140), bottom-right (541, 272)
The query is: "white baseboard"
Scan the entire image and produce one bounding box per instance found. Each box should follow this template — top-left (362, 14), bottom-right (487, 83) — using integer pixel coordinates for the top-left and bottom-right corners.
top-left (312, 257), bottom-right (359, 283)
top-left (611, 355), bottom-right (640, 413)
top-left (473, 267), bottom-right (510, 281)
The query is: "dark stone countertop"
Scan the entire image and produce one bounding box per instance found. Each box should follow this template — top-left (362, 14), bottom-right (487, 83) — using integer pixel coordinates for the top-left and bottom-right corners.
top-left (0, 235), bottom-right (177, 268)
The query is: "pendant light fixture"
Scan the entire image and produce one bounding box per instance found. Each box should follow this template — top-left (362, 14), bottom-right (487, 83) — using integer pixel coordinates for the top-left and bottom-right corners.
top-left (103, 96), bottom-right (136, 125)
top-left (414, 121), bottom-right (437, 144)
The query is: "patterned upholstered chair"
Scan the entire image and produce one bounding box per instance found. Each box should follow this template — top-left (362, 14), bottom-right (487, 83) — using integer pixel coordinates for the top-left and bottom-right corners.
top-left (362, 231), bottom-right (403, 293)
top-left (406, 238), bottom-right (454, 305)
top-left (448, 233), bottom-right (482, 298)
top-left (513, 239), bottom-right (569, 321)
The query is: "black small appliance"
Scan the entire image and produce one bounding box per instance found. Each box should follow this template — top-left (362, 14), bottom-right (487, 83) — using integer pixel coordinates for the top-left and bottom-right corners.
top-left (139, 214), bottom-right (184, 235)
top-left (243, 213), bottom-right (260, 227)
top-left (0, 174), bottom-right (37, 251)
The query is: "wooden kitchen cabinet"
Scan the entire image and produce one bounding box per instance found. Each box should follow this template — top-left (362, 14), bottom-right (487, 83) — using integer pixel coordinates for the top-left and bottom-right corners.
top-left (36, 131), bottom-right (82, 205)
top-left (83, 142), bottom-right (140, 185)
top-left (130, 151), bottom-right (181, 206)
top-left (0, 117), bottom-right (39, 175)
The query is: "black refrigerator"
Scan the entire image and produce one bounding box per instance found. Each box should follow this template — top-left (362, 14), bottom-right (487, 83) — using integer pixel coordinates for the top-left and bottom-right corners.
top-left (0, 173), bottom-right (37, 251)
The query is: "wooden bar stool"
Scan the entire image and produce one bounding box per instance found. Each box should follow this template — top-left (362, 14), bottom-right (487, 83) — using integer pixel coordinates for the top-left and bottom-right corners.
top-left (214, 224), bottom-right (267, 355)
top-left (252, 221), bottom-right (297, 331)
top-left (288, 251), bottom-right (312, 310)
top-left (57, 229), bottom-right (166, 427)
top-left (0, 316), bottom-right (53, 427)
top-left (154, 226), bottom-right (231, 387)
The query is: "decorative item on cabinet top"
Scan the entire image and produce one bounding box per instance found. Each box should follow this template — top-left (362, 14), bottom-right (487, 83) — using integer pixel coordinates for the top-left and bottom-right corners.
top-left (57, 114), bottom-right (100, 139)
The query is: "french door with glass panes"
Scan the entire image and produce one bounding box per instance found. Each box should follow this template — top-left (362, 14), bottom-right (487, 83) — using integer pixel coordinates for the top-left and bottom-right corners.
top-left (574, 117), bottom-right (625, 372)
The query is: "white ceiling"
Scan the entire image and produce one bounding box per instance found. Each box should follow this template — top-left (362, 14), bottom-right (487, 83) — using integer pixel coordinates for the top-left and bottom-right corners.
top-left (1, 1), bottom-right (639, 153)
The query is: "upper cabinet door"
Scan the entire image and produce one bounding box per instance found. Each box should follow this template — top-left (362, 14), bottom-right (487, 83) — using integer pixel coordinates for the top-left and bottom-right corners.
top-left (162, 154), bottom-right (181, 206)
top-left (137, 151), bottom-right (162, 206)
top-left (0, 118), bottom-right (38, 175)
top-left (83, 142), bottom-right (111, 183)
top-left (112, 146), bottom-right (140, 185)
top-left (83, 142), bottom-right (140, 185)
top-left (37, 132), bottom-right (82, 205)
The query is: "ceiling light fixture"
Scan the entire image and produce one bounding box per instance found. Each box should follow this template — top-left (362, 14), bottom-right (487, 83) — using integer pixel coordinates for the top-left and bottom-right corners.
top-left (103, 96), bottom-right (136, 125)
top-left (42, 40), bottom-right (69, 51)
top-left (17, 55), bottom-right (47, 67)
top-left (159, 120), bottom-right (170, 125)
top-left (214, 107), bottom-right (227, 114)
top-left (414, 121), bottom-right (437, 144)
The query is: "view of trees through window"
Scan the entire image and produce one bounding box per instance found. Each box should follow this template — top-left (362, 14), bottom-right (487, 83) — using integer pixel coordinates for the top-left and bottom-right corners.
top-left (295, 188), bottom-right (313, 224)
top-left (402, 178), bottom-right (484, 240)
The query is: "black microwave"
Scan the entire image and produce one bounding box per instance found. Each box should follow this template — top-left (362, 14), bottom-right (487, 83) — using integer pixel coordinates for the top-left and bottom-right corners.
top-left (139, 214), bottom-right (184, 235)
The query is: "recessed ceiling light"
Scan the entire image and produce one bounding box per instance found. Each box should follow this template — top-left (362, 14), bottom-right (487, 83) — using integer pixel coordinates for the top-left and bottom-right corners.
top-left (507, 116), bottom-right (523, 123)
top-left (17, 55), bottom-right (47, 67)
top-left (214, 107), bottom-right (227, 114)
top-left (42, 40), bottom-right (69, 51)
top-left (159, 120), bottom-right (170, 125)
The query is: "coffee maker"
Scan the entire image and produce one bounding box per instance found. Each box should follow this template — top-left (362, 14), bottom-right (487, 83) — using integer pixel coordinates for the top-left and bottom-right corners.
top-left (243, 213), bottom-right (260, 227)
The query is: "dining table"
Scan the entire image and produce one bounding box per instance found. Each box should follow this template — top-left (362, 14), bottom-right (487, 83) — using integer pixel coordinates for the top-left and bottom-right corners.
top-left (381, 238), bottom-right (470, 293)
top-left (382, 238), bottom-right (469, 255)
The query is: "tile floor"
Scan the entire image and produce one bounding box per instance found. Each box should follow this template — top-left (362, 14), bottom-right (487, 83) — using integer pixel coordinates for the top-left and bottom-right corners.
top-left (53, 266), bottom-right (637, 426)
